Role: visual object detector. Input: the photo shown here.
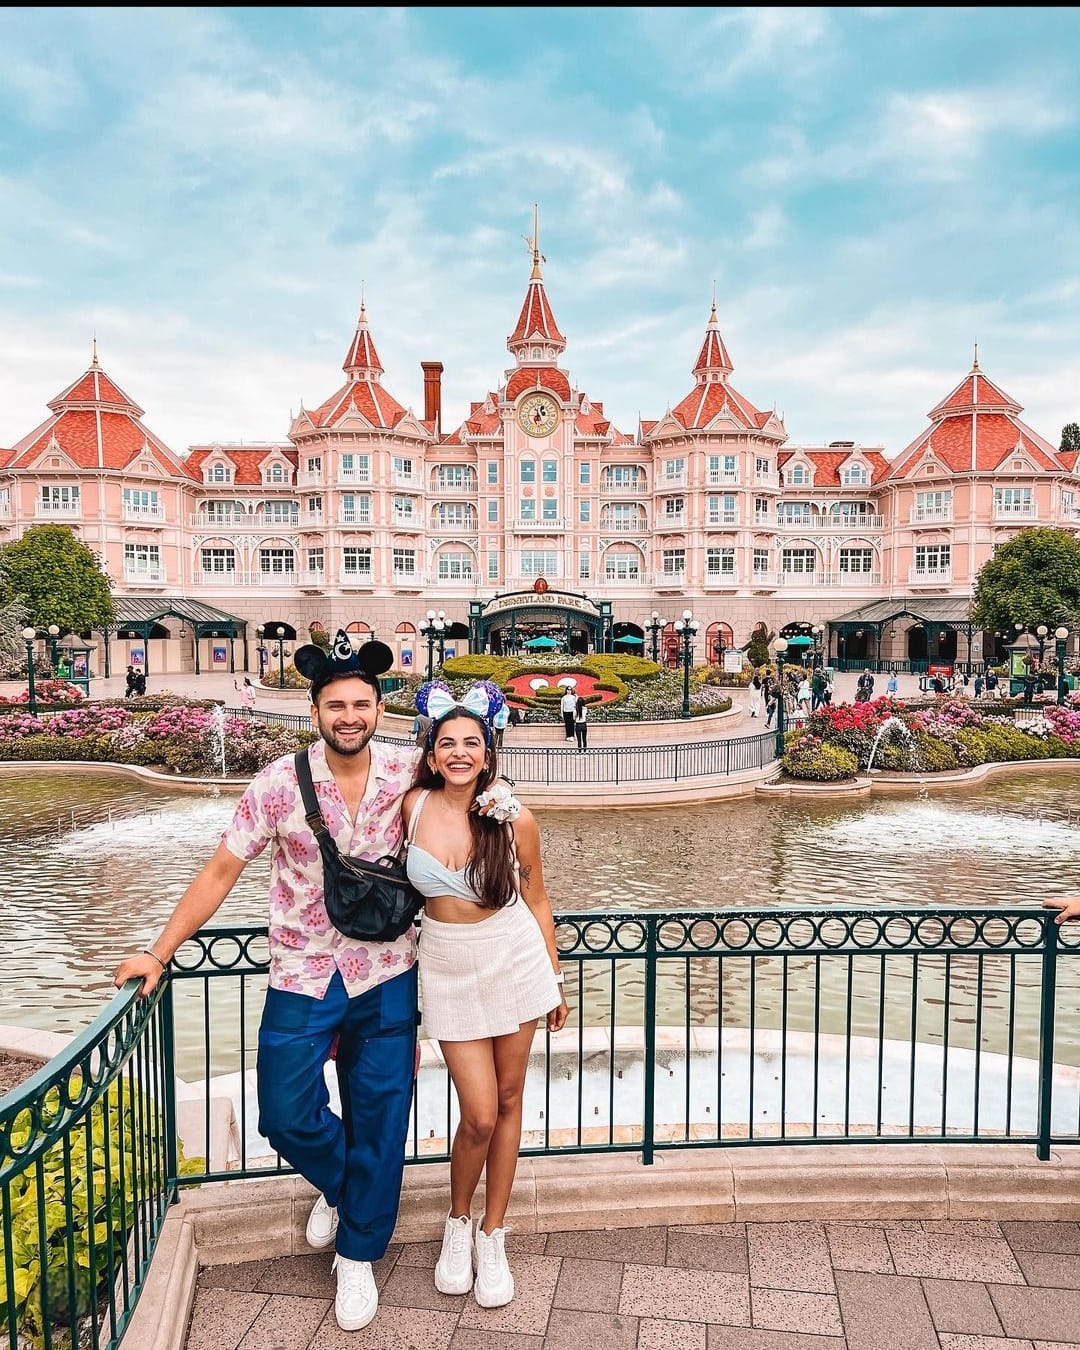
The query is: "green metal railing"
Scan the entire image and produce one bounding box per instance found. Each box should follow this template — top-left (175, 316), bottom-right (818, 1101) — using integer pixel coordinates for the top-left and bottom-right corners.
top-left (230, 707), bottom-right (779, 784)
top-left (4, 904), bottom-right (1077, 1350)
top-left (0, 985), bottom-right (173, 1350)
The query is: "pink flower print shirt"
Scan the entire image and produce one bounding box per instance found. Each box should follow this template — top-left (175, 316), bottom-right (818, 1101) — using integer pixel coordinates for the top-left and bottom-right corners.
top-left (221, 737), bottom-right (422, 999)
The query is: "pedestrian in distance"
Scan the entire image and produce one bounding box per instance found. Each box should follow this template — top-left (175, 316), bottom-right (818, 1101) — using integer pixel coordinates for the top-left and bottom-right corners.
top-left (810, 668), bottom-right (825, 712)
top-left (748, 671), bottom-right (765, 719)
top-left (403, 679), bottom-right (568, 1310)
top-left (492, 699), bottom-right (509, 750)
top-left (886, 672), bottom-right (899, 699)
top-left (560, 685), bottom-right (577, 739)
top-left (133, 669), bottom-right (147, 696)
top-left (124, 665), bottom-right (137, 698)
top-left (113, 633), bottom-right (522, 1334)
top-left (573, 695), bottom-right (589, 752)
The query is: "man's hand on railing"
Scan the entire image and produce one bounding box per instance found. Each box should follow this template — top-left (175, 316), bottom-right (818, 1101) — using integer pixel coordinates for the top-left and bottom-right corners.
top-left (1042, 897), bottom-right (1080, 925)
top-left (113, 950), bottom-right (169, 999)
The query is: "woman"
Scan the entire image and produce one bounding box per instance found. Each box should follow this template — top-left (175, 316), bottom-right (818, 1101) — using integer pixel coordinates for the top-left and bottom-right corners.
top-left (795, 673), bottom-right (812, 717)
top-left (403, 680), bottom-right (568, 1309)
top-left (240, 677), bottom-right (257, 712)
top-left (573, 695), bottom-right (588, 752)
top-left (748, 671), bottom-right (765, 719)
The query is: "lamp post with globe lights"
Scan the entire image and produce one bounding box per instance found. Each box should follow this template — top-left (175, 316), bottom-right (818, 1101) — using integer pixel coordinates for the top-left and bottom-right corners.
top-left (673, 609), bottom-right (700, 719)
top-left (274, 626), bottom-right (288, 686)
top-left (47, 624), bottom-right (61, 673)
top-left (421, 609), bottom-right (447, 680)
top-left (1055, 626), bottom-right (1071, 705)
top-left (21, 627), bottom-right (38, 715)
top-left (646, 611), bottom-right (665, 665)
top-left (771, 636), bottom-right (789, 758)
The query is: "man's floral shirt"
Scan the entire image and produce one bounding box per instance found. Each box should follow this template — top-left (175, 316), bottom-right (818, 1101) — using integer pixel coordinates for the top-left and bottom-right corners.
top-left (221, 737), bottom-right (422, 999)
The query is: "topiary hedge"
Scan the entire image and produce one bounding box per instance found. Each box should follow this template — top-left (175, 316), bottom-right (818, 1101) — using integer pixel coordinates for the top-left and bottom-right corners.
top-left (782, 741), bottom-right (858, 781)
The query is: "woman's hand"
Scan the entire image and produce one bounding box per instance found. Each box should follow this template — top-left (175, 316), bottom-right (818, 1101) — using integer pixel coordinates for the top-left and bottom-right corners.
top-left (547, 995), bottom-right (569, 1033)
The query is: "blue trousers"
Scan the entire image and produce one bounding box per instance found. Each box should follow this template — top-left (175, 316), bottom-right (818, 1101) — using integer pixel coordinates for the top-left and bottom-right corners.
top-left (257, 967), bottom-right (418, 1261)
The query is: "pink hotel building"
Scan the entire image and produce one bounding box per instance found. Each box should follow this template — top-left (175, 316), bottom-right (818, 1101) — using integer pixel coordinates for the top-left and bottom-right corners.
top-left (2, 240), bottom-right (1078, 679)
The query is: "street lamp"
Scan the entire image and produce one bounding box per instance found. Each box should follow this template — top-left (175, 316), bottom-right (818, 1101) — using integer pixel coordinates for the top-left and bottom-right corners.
top-left (420, 609), bottom-right (447, 680)
top-left (772, 636), bottom-right (789, 758)
top-left (255, 624), bottom-right (267, 678)
top-left (275, 625), bottom-right (287, 686)
top-left (672, 608), bottom-right (700, 719)
top-left (21, 627), bottom-right (38, 716)
top-left (811, 623), bottom-right (825, 670)
top-left (1055, 626), bottom-right (1070, 705)
top-left (646, 610), bottom-right (665, 665)
top-left (1036, 624), bottom-right (1049, 669)
top-left (47, 624), bottom-right (61, 673)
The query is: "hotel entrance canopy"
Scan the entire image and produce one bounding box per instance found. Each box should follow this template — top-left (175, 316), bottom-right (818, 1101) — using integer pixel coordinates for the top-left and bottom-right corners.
top-left (95, 598), bottom-right (249, 676)
top-left (827, 598), bottom-right (978, 662)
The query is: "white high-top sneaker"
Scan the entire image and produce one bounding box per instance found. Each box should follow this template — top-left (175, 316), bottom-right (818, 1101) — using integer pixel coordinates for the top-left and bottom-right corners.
top-left (305, 1193), bottom-right (338, 1250)
top-left (434, 1212), bottom-right (474, 1294)
top-left (473, 1220), bottom-right (514, 1307)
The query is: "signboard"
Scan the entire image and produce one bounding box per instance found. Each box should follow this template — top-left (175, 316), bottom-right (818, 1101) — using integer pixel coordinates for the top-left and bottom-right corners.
top-left (443, 647), bottom-right (457, 661)
top-left (1009, 650), bottom-right (1031, 679)
top-left (212, 645), bottom-right (228, 664)
top-left (928, 662), bottom-right (954, 678)
top-left (484, 590), bottom-right (600, 619)
top-left (130, 648), bottom-right (145, 667)
top-left (401, 648), bottom-right (413, 668)
top-left (723, 650), bottom-right (743, 674)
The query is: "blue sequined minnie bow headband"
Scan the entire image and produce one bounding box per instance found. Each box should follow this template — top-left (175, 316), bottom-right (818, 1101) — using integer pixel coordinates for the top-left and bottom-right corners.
top-left (415, 679), bottom-right (506, 743)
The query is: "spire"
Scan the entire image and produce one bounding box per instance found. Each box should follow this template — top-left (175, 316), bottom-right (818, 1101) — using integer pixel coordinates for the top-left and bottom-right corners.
top-left (91, 335), bottom-right (99, 368)
top-left (692, 295), bottom-right (733, 382)
top-left (972, 339), bottom-right (980, 372)
top-left (507, 207), bottom-right (565, 361)
top-left (342, 292), bottom-right (384, 381)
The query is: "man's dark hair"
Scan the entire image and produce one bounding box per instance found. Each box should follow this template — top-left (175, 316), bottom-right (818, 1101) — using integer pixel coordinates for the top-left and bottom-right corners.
top-left (309, 668), bottom-right (382, 706)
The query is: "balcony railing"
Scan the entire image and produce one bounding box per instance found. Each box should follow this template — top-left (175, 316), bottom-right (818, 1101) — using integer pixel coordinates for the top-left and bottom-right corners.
top-left (433, 516), bottom-right (477, 532)
top-left (706, 471), bottom-right (740, 485)
top-left (754, 472), bottom-right (780, 488)
top-left (298, 570), bottom-right (326, 588)
top-left (339, 510), bottom-right (372, 526)
top-left (832, 570), bottom-right (882, 586)
top-left (195, 569), bottom-right (243, 585)
top-left (601, 517), bottom-right (648, 532)
top-left (35, 501), bottom-right (81, 518)
top-left (600, 481), bottom-right (647, 495)
top-left (778, 570), bottom-right (821, 585)
top-left (909, 566), bottom-right (952, 584)
top-left (910, 506), bottom-right (952, 523)
top-left (431, 479), bottom-right (477, 495)
top-left (706, 514), bottom-right (738, 527)
top-left (250, 569), bottom-right (298, 586)
top-left (512, 518), bottom-right (565, 531)
top-left (994, 503), bottom-right (1038, 520)
top-left (122, 504), bottom-right (165, 523)
top-left (298, 511), bottom-right (325, 527)
top-left (338, 470), bottom-right (371, 484)
top-left (123, 566), bottom-right (166, 585)
top-left (340, 570), bottom-right (374, 587)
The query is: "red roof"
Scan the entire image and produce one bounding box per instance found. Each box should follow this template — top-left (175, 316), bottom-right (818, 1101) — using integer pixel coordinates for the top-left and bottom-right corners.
top-left (508, 278), bottom-right (565, 347)
top-left (505, 369), bottom-right (571, 403)
top-left (6, 359), bottom-right (192, 478)
top-left (778, 449), bottom-right (891, 485)
top-left (185, 446), bottom-right (297, 485)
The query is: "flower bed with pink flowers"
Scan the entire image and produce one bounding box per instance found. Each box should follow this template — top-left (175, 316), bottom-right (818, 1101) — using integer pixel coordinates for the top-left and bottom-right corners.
top-left (0, 698), bottom-right (315, 776)
top-left (782, 694), bottom-right (1080, 781)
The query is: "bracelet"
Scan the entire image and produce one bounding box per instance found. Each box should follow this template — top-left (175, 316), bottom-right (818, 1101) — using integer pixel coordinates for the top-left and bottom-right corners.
top-left (554, 971), bottom-right (565, 985)
top-left (144, 949), bottom-right (169, 973)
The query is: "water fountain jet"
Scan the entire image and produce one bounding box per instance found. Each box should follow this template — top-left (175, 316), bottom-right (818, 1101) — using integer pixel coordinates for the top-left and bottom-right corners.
top-left (866, 716), bottom-right (920, 773)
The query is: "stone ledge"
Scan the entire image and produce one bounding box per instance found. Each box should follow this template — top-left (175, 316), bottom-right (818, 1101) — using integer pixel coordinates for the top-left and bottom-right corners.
top-left (117, 1141), bottom-right (1080, 1348)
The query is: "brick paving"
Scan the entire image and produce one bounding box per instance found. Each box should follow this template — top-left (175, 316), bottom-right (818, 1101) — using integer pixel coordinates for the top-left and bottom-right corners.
top-left (185, 1218), bottom-right (1080, 1349)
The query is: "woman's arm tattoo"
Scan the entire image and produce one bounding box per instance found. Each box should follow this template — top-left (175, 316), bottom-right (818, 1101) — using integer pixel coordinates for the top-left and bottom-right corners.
top-left (518, 863), bottom-right (533, 890)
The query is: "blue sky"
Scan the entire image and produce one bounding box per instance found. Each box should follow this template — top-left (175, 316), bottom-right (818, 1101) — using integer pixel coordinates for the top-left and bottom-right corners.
top-left (1, 7), bottom-right (1078, 459)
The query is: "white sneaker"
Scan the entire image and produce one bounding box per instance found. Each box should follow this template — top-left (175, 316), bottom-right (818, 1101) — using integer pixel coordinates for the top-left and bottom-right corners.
top-left (435, 1212), bottom-right (473, 1295)
top-left (474, 1221), bottom-right (514, 1307)
top-left (305, 1194), bottom-right (338, 1250)
top-left (332, 1254), bottom-right (378, 1331)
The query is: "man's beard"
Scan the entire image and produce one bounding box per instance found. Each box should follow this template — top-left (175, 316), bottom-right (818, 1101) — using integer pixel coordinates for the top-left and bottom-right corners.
top-left (319, 722), bottom-right (375, 757)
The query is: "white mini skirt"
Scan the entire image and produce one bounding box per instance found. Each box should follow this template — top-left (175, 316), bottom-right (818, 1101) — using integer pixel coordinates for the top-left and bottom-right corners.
top-left (418, 899), bottom-right (560, 1041)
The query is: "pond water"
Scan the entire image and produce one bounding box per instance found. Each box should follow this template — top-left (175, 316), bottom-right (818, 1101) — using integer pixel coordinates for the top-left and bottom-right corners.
top-left (3, 769), bottom-right (1079, 1072)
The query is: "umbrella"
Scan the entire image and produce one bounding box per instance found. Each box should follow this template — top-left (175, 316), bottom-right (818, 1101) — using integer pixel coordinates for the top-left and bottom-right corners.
top-left (614, 635), bottom-right (644, 645)
top-left (524, 635), bottom-right (558, 649)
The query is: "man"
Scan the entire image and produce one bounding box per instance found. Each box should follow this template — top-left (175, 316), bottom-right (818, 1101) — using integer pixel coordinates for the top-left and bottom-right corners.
top-left (560, 685), bottom-right (577, 740)
top-left (124, 665), bottom-right (137, 697)
top-left (114, 635), bottom-right (518, 1333)
top-left (811, 668), bottom-right (826, 711)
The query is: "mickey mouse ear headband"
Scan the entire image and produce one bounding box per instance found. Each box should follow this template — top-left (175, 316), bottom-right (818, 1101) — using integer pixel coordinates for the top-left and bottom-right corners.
top-left (294, 630), bottom-right (395, 686)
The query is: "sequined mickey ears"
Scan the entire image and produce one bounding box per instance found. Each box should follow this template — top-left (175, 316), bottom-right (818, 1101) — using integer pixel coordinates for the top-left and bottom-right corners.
top-left (293, 630), bottom-right (394, 683)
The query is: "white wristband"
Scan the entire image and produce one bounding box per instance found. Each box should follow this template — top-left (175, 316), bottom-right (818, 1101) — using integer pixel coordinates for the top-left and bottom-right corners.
top-left (554, 971), bottom-right (565, 985)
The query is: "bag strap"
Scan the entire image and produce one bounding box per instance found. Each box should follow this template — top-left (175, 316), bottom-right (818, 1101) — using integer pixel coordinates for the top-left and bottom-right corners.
top-left (406, 789), bottom-right (430, 845)
top-left (294, 749), bottom-right (335, 849)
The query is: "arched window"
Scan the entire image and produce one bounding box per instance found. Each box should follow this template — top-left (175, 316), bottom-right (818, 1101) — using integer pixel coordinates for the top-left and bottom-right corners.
top-left (706, 622), bottom-right (735, 664)
top-left (208, 462), bottom-right (231, 484)
top-left (785, 463), bottom-right (809, 486)
top-left (395, 621), bottom-right (417, 634)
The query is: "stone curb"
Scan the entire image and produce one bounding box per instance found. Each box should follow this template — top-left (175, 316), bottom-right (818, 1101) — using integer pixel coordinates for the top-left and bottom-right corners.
top-left (119, 1140), bottom-right (1080, 1350)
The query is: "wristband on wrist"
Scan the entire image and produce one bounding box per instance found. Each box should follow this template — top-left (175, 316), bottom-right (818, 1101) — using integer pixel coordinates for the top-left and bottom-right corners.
top-left (554, 970), bottom-right (565, 985)
top-left (144, 949), bottom-right (169, 973)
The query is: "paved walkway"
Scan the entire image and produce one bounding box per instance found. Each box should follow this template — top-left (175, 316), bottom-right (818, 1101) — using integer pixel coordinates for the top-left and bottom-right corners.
top-left (185, 1216), bottom-right (1080, 1349)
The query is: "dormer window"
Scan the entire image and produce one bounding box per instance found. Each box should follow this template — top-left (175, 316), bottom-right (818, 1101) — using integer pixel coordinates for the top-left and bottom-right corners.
top-left (842, 464), bottom-right (868, 485)
top-left (786, 463), bottom-right (810, 486)
top-left (208, 462), bottom-right (232, 484)
top-left (265, 462), bottom-right (290, 484)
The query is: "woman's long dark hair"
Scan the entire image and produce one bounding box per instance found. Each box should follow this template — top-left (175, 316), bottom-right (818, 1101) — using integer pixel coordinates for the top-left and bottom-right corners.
top-left (413, 709), bottom-right (517, 909)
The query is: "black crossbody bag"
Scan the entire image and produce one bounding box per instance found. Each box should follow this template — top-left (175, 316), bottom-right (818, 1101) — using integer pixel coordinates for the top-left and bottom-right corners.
top-left (294, 749), bottom-right (423, 941)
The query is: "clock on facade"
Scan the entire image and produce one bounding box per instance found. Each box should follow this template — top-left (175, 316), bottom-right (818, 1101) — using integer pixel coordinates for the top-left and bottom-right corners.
top-left (516, 392), bottom-right (560, 437)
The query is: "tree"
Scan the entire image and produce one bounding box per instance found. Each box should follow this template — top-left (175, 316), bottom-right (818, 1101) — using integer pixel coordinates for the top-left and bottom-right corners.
top-left (971, 527), bottom-right (1080, 633)
top-left (1061, 423), bottom-right (1080, 454)
top-left (0, 525), bottom-right (114, 634)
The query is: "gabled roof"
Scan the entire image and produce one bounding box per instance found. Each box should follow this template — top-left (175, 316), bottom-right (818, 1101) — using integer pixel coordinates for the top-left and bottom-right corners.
top-left (185, 445), bottom-right (297, 485)
top-left (666, 304), bottom-right (783, 437)
top-left (5, 345), bottom-right (194, 478)
top-left (889, 357), bottom-right (1066, 479)
top-left (778, 448), bottom-right (892, 486)
top-left (106, 597), bottom-right (248, 631)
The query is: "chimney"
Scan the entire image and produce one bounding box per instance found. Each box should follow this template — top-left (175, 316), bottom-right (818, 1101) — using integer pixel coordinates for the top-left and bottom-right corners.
top-left (421, 361), bottom-right (443, 436)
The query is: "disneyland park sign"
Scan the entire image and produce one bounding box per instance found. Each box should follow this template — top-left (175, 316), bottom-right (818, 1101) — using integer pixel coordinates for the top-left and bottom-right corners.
top-left (482, 584), bottom-right (602, 619)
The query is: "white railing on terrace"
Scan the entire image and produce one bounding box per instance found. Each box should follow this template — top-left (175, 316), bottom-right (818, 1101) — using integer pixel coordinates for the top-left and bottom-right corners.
top-left (706, 513), bottom-right (738, 526)
top-left (431, 478), bottom-right (477, 495)
top-left (833, 570), bottom-right (882, 585)
top-left (339, 510), bottom-right (372, 525)
top-left (299, 511), bottom-right (325, 527)
top-left (340, 571), bottom-right (374, 586)
top-left (602, 518), bottom-right (648, 532)
top-left (754, 472), bottom-right (780, 488)
top-left (703, 573), bottom-right (738, 586)
top-left (910, 506), bottom-right (952, 523)
top-left (706, 471), bottom-right (740, 485)
top-left (661, 514), bottom-right (687, 527)
top-left (994, 504), bottom-right (1038, 519)
top-left (391, 474), bottom-right (419, 489)
top-left (123, 566), bottom-right (166, 584)
top-left (600, 481), bottom-right (647, 495)
top-left (298, 570), bottom-right (326, 588)
top-left (123, 504), bottom-right (165, 523)
top-left (779, 571), bottom-right (821, 585)
top-left (35, 502), bottom-right (81, 518)
top-left (909, 566), bottom-right (952, 583)
top-left (392, 514), bottom-right (421, 529)
top-left (195, 570), bottom-right (242, 585)
top-left (338, 471), bottom-right (371, 484)
top-left (512, 518), bottom-right (565, 530)
top-left (250, 570), bottom-right (298, 586)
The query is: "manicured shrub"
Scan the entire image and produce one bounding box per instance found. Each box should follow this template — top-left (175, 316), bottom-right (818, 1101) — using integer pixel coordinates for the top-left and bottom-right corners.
top-left (782, 741), bottom-right (858, 781)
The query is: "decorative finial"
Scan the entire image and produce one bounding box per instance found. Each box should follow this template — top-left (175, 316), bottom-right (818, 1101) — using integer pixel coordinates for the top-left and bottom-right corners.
top-left (359, 281), bottom-right (367, 321)
top-left (91, 335), bottom-right (99, 367)
top-left (972, 339), bottom-right (980, 371)
top-left (526, 203), bottom-right (546, 280)
top-left (710, 280), bottom-right (718, 321)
